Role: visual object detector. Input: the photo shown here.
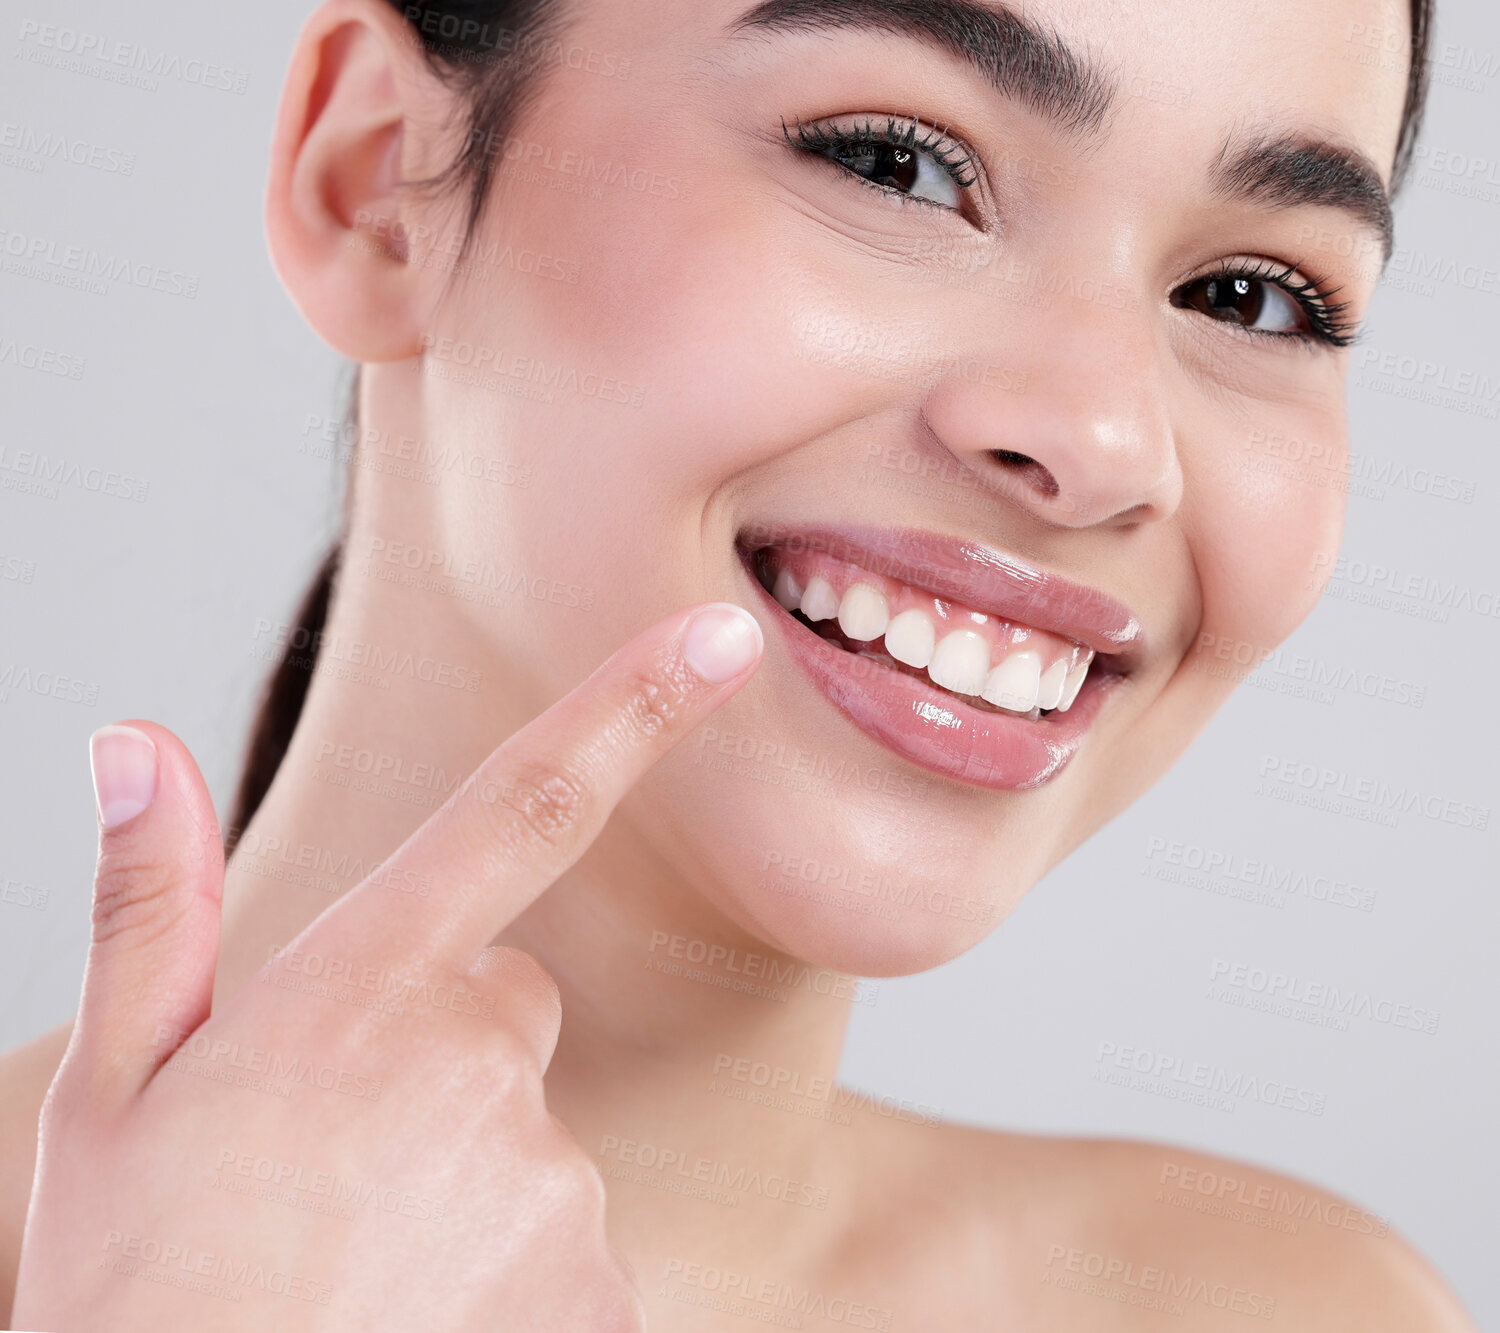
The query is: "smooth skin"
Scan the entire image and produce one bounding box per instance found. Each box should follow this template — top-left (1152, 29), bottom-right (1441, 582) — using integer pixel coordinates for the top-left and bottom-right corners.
top-left (0, 0), bottom-right (1482, 1326)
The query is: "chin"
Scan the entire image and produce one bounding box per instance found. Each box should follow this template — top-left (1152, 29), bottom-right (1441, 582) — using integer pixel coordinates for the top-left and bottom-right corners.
top-left (638, 742), bottom-right (1051, 978)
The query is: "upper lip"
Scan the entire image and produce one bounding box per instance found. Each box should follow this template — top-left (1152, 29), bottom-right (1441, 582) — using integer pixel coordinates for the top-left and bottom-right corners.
top-left (738, 521), bottom-right (1145, 670)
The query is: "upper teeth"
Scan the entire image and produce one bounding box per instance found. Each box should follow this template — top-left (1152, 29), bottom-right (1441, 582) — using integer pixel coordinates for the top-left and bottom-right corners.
top-left (837, 582), bottom-right (889, 641)
top-left (885, 609), bottom-right (935, 668)
top-left (771, 557), bottom-right (1094, 715)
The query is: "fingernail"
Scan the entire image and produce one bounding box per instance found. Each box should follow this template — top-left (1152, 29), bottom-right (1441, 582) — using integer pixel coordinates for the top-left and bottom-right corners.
top-left (683, 603), bottom-right (763, 683)
top-left (90, 725), bottom-right (158, 829)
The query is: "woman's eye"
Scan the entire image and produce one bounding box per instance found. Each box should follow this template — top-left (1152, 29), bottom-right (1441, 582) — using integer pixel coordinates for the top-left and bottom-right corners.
top-left (823, 139), bottom-right (962, 209)
top-left (785, 118), bottom-right (974, 214)
top-left (1173, 274), bottom-right (1305, 334)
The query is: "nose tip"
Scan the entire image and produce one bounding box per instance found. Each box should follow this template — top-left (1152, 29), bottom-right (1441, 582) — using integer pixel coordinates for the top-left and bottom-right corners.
top-left (919, 315), bottom-right (1183, 528)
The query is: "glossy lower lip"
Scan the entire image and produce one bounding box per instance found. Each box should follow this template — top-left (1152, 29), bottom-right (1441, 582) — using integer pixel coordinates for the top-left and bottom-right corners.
top-left (740, 553), bottom-right (1124, 792)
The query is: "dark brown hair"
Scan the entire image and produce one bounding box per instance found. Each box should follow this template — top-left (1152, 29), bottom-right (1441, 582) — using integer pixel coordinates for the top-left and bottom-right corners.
top-left (226, 0), bottom-right (1437, 851)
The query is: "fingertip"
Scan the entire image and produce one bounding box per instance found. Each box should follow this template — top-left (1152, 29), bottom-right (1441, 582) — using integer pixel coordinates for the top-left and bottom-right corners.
top-left (89, 724), bottom-right (159, 830)
top-left (682, 602), bottom-right (764, 684)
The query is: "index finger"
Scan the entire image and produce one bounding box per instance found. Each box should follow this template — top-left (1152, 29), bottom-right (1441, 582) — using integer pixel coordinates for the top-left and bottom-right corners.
top-left (298, 602), bottom-right (763, 969)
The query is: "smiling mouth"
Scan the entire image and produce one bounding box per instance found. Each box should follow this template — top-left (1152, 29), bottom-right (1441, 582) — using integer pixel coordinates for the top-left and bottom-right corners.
top-left (731, 522), bottom-right (1138, 791)
top-left (743, 543), bottom-right (1122, 720)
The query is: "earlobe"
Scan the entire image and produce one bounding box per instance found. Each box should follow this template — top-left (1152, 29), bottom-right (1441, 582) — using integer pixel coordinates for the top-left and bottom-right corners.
top-left (264, 0), bottom-right (442, 363)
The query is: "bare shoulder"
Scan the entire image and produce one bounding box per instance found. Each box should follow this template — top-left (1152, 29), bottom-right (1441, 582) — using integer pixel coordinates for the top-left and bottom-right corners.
top-left (1066, 1136), bottom-right (1476, 1331)
top-left (844, 1111), bottom-right (1476, 1330)
top-left (979, 1127), bottom-right (1473, 1330)
top-left (0, 1020), bottom-right (73, 1329)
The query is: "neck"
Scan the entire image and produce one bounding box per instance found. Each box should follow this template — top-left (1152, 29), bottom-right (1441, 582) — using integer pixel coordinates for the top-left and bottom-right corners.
top-left (216, 370), bottom-right (862, 1254)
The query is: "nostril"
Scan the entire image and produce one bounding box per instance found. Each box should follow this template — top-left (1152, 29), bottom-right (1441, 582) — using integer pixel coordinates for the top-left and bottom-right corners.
top-left (987, 449), bottom-right (1060, 500)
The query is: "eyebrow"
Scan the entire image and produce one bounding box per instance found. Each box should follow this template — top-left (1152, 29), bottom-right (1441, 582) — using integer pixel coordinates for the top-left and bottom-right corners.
top-left (1211, 133), bottom-right (1395, 263)
top-left (731, 0), bottom-right (1116, 135)
top-left (734, 0), bottom-right (1395, 262)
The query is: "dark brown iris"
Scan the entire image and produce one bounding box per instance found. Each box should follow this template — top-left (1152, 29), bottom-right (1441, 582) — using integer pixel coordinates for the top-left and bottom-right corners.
top-left (839, 143), bottom-right (919, 193)
top-left (1175, 275), bottom-right (1266, 327)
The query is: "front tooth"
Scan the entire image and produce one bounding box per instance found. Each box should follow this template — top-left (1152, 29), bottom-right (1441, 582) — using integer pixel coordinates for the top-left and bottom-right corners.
top-left (928, 630), bottom-right (990, 696)
top-left (884, 609), bottom-right (935, 668)
top-left (773, 567), bottom-right (804, 611)
top-left (837, 582), bottom-right (889, 641)
top-left (1055, 656), bottom-right (1092, 713)
top-left (1037, 658), bottom-right (1069, 710)
top-left (982, 650), bottom-right (1041, 712)
top-left (800, 575), bottom-right (839, 622)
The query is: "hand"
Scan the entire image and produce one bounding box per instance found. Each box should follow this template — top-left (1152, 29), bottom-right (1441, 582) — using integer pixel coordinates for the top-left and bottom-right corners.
top-left (12, 602), bottom-right (763, 1331)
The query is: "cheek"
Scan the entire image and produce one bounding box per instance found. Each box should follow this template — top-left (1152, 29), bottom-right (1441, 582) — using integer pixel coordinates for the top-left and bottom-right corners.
top-left (472, 93), bottom-right (969, 493)
top-left (1185, 405), bottom-right (1349, 669)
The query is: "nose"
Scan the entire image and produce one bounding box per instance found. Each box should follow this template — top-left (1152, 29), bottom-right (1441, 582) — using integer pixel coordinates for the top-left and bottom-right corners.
top-left (919, 287), bottom-right (1183, 529)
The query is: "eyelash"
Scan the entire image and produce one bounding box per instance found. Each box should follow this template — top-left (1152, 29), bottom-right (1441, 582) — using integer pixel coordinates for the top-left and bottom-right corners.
top-left (782, 114), bottom-right (979, 201)
top-left (781, 115), bottom-right (1357, 349)
top-left (1191, 259), bottom-right (1357, 348)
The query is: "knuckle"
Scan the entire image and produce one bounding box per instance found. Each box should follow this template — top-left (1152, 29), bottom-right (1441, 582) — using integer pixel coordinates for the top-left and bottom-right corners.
top-left (619, 670), bottom-right (684, 741)
top-left (481, 757), bottom-right (594, 852)
top-left (90, 844), bottom-right (187, 946)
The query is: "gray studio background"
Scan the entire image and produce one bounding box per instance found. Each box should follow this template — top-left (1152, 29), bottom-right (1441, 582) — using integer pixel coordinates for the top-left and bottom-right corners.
top-left (2, 0), bottom-right (1495, 1321)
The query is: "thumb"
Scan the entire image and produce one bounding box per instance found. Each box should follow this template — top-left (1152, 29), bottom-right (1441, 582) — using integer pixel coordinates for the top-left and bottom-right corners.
top-left (66, 721), bottom-right (225, 1104)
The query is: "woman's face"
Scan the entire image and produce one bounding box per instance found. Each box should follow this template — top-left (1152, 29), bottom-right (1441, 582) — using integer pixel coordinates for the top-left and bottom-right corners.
top-left (392, 0), bottom-right (1410, 973)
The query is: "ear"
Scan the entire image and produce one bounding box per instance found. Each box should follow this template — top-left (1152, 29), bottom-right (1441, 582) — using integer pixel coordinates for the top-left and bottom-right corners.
top-left (265, 0), bottom-right (453, 362)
